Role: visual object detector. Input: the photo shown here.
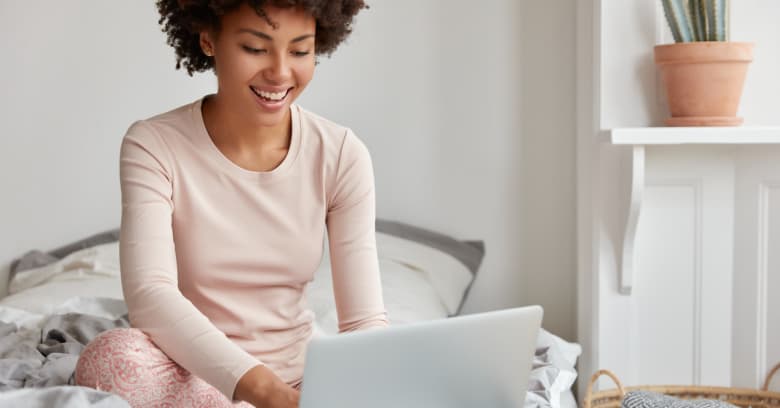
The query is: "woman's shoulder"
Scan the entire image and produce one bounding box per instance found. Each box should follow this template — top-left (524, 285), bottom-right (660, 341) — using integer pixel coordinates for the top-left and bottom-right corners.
top-left (294, 105), bottom-right (368, 156)
top-left (120, 98), bottom-right (202, 168)
top-left (295, 105), bottom-right (355, 142)
top-left (123, 98), bottom-right (200, 144)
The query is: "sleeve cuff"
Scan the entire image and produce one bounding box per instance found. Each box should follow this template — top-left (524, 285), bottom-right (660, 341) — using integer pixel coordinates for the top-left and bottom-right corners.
top-left (223, 359), bottom-right (265, 403)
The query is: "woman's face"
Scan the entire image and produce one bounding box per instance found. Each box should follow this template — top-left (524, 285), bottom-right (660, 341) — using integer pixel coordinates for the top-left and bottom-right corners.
top-left (201, 4), bottom-right (316, 128)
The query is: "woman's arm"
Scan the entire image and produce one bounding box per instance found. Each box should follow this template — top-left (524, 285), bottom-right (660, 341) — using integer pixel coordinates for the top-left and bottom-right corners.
top-left (119, 121), bottom-right (267, 402)
top-left (325, 130), bottom-right (389, 333)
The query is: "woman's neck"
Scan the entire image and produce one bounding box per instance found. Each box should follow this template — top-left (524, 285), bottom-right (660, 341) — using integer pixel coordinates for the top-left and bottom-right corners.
top-left (202, 93), bottom-right (291, 153)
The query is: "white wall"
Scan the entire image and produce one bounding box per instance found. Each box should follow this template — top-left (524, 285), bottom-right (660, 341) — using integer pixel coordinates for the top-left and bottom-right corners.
top-left (0, 1), bottom-right (214, 295)
top-left (599, 0), bottom-right (780, 128)
top-left (0, 1), bottom-right (578, 340)
top-left (731, 0), bottom-right (780, 125)
top-left (518, 1), bottom-right (576, 342)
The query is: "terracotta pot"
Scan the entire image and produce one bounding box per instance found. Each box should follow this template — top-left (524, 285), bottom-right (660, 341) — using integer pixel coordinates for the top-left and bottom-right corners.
top-left (654, 42), bottom-right (753, 126)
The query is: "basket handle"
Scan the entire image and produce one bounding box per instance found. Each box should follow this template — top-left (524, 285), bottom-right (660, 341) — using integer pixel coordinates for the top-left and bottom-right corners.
top-left (583, 369), bottom-right (626, 408)
top-left (763, 362), bottom-right (780, 391)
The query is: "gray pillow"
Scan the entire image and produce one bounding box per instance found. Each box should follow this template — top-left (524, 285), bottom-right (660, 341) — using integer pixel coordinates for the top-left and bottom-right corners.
top-left (375, 218), bottom-right (485, 315)
top-left (10, 229), bottom-right (120, 275)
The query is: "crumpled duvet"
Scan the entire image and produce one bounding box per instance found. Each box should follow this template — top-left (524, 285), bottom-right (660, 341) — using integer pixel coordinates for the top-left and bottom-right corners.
top-left (0, 304), bottom-right (131, 407)
top-left (0, 311), bottom-right (129, 390)
top-left (524, 332), bottom-right (580, 408)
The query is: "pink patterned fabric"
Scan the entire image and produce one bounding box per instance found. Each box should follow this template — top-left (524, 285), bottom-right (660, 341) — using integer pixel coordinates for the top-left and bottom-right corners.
top-left (75, 328), bottom-right (255, 407)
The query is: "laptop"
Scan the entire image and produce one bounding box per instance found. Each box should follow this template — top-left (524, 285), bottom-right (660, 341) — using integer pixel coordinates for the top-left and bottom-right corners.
top-left (299, 305), bottom-right (543, 408)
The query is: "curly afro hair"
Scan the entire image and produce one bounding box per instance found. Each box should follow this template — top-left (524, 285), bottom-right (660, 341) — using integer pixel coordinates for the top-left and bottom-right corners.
top-left (156, 0), bottom-right (368, 76)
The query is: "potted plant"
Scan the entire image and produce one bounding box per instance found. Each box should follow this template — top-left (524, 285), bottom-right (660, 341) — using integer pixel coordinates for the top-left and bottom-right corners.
top-left (656, 0), bottom-right (753, 126)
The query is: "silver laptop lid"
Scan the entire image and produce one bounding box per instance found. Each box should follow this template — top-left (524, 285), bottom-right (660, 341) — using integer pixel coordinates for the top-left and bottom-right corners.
top-left (299, 305), bottom-right (543, 408)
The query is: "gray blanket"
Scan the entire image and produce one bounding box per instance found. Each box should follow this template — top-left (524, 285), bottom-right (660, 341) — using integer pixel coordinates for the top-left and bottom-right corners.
top-left (0, 311), bottom-right (130, 407)
top-left (622, 390), bottom-right (739, 408)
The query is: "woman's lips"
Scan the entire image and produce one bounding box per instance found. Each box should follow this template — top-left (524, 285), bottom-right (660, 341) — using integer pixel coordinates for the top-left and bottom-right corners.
top-left (250, 86), bottom-right (292, 111)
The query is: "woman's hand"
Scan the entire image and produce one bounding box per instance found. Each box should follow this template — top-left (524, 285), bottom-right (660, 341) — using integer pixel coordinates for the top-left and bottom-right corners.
top-left (234, 365), bottom-right (300, 408)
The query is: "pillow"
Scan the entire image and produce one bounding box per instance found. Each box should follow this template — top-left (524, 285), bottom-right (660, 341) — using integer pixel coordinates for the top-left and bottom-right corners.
top-left (10, 228), bottom-right (120, 275)
top-left (7, 242), bottom-right (120, 295)
top-left (0, 279), bottom-right (125, 318)
top-left (307, 256), bottom-right (451, 335)
top-left (1, 242), bottom-right (123, 316)
top-left (375, 219), bottom-right (485, 274)
top-left (375, 219), bottom-right (485, 315)
top-left (7, 220), bottom-right (485, 314)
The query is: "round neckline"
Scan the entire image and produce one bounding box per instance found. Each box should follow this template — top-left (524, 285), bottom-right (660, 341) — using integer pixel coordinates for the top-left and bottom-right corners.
top-left (192, 96), bottom-right (301, 181)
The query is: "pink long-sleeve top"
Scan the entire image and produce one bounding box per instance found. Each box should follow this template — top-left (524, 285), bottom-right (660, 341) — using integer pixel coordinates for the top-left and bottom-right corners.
top-left (119, 96), bottom-right (388, 401)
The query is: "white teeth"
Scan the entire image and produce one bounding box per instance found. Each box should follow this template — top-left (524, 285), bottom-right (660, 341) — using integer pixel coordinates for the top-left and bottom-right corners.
top-left (253, 87), bottom-right (287, 101)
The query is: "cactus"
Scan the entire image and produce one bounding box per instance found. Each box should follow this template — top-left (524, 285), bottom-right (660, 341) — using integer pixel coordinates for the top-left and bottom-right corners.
top-left (707, 0), bottom-right (730, 41)
top-left (661, 0), bottom-right (692, 42)
top-left (661, 0), bottom-right (729, 43)
top-left (688, 0), bottom-right (706, 41)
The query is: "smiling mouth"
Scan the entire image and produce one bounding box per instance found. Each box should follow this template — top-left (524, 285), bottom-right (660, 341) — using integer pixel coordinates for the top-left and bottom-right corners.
top-left (250, 86), bottom-right (292, 102)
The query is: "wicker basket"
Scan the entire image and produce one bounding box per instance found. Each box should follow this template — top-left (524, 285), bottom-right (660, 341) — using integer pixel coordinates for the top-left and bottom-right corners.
top-left (583, 363), bottom-right (780, 408)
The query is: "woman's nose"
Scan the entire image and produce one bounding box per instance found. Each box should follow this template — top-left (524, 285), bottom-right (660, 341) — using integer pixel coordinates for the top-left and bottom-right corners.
top-left (264, 53), bottom-right (292, 83)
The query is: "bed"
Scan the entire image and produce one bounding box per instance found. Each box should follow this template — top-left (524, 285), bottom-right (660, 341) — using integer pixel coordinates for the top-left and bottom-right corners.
top-left (0, 219), bottom-right (580, 407)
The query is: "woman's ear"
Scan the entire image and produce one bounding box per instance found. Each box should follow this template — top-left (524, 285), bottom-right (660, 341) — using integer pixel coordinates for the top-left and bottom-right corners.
top-left (200, 31), bottom-right (215, 57)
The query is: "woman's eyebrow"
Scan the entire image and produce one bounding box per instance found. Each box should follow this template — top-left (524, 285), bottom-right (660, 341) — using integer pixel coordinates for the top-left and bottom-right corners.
top-left (237, 28), bottom-right (314, 43)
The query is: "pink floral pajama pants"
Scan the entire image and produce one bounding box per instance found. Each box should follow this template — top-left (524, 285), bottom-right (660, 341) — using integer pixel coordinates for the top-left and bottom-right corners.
top-left (75, 328), bottom-right (254, 407)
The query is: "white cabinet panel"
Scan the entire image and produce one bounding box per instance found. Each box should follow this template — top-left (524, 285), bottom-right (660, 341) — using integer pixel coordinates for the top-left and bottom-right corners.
top-left (767, 187), bottom-right (780, 385)
top-left (629, 146), bottom-right (735, 387)
top-left (634, 184), bottom-right (697, 384)
top-left (733, 146), bottom-right (780, 388)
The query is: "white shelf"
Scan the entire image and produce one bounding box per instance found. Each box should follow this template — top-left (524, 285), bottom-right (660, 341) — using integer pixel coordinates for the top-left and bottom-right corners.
top-left (610, 125), bottom-right (780, 295)
top-left (611, 126), bottom-right (780, 145)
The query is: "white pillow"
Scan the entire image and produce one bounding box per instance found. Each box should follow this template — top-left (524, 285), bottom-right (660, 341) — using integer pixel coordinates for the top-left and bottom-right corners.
top-left (1, 242), bottom-right (122, 315)
top-left (8, 242), bottom-right (119, 295)
top-left (0, 278), bottom-right (124, 316)
top-left (307, 234), bottom-right (453, 334)
top-left (375, 232), bottom-right (474, 315)
top-left (307, 256), bottom-right (450, 335)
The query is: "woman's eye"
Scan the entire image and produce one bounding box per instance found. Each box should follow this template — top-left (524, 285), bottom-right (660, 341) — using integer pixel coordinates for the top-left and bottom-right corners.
top-left (242, 45), bottom-right (266, 54)
top-left (292, 51), bottom-right (311, 57)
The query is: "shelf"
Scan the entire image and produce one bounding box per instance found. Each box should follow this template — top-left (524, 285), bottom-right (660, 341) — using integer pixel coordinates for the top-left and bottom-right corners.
top-left (611, 126), bottom-right (780, 145)
top-left (610, 125), bottom-right (780, 295)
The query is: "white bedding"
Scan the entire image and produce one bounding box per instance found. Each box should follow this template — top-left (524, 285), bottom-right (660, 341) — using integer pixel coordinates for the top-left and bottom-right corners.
top-left (1, 236), bottom-right (580, 408)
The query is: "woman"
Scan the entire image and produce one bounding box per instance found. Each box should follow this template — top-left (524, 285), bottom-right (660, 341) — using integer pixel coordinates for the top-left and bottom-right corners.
top-left (74, 1), bottom-right (388, 407)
